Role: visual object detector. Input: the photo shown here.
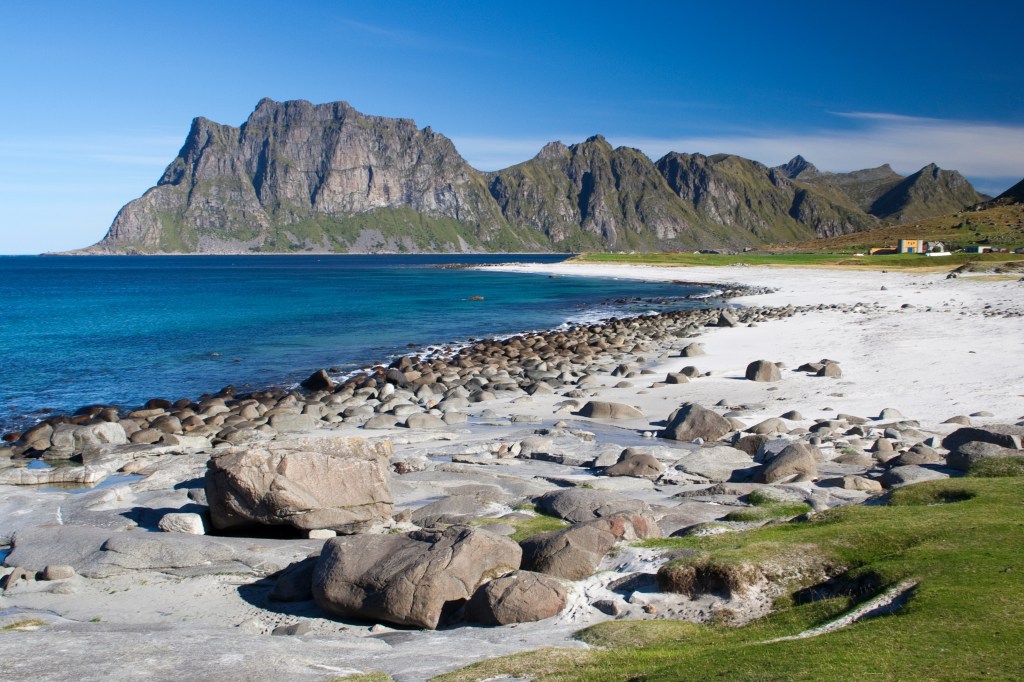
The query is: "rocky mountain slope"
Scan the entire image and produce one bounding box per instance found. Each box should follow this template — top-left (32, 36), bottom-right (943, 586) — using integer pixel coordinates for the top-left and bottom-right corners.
top-left (81, 98), bottom-right (987, 254)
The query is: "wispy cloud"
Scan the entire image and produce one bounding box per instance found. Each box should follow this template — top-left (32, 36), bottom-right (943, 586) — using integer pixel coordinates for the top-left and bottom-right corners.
top-left (452, 113), bottom-right (1024, 193)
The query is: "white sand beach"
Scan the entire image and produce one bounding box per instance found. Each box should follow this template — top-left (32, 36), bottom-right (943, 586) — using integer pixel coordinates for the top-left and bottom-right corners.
top-left (1, 262), bottom-right (1022, 682)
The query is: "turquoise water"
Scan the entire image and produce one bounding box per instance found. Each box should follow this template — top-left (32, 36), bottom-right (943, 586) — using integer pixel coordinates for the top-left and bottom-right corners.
top-left (0, 255), bottom-right (718, 430)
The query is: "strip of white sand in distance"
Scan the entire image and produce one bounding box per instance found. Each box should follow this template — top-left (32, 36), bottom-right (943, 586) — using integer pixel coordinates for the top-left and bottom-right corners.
top-left (489, 262), bottom-right (1024, 428)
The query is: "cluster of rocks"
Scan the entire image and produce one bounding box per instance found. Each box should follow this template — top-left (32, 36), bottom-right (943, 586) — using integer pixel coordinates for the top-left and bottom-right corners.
top-left (0, 301), bottom-right (881, 466)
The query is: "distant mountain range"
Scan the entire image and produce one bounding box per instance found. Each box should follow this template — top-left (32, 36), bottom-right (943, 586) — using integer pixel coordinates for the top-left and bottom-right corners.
top-left (79, 99), bottom-right (995, 254)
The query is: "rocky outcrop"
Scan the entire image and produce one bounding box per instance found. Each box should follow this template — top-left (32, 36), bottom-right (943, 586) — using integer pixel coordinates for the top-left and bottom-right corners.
top-left (204, 435), bottom-right (393, 533)
top-left (78, 99), bottom-right (985, 255)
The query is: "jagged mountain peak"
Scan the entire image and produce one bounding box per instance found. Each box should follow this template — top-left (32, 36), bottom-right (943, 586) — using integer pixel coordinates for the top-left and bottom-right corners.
top-left (777, 155), bottom-right (819, 179)
top-left (80, 97), bottom-right (987, 255)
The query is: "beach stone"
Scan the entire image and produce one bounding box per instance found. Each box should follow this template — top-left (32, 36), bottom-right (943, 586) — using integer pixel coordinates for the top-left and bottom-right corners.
top-left (534, 489), bottom-right (650, 524)
top-left (205, 436), bottom-right (393, 534)
top-left (879, 465), bottom-right (949, 488)
top-left (577, 401), bottom-right (644, 420)
top-left (680, 342), bottom-right (705, 357)
top-left (404, 413), bottom-right (446, 429)
top-left (301, 369), bottom-right (335, 391)
top-left (467, 571), bottom-right (567, 625)
top-left (757, 442), bottom-right (819, 483)
top-left (268, 413), bottom-right (319, 433)
top-left (660, 402), bottom-right (731, 443)
top-left (604, 452), bottom-right (664, 479)
top-left (521, 513), bottom-right (658, 580)
top-left (312, 526), bottom-right (521, 629)
top-left (946, 441), bottom-right (1022, 472)
top-left (877, 408), bottom-right (905, 421)
top-left (888, 444), bottom-right (942, 467)
top-left (817, 362), bottom-right (842, 378)
top-left (942, 425), bottom-right (1024, 452)
top-left (363, 415), bottom-right (400, 429)
top-left (734, 434), bottom-right (769, 457)
top-left (665, 372), bottom-right (689, 384)
top-left (130, 428), bottom-right (163, 444)
top-left (158, 513), bottom-right (206, 535)
top-left (716, 310), bottom-right (739, 327)
top-left (747, 418), bottom-right (788, 435)
top-left (837, 475), bottom-right (884, 492)
top-left (745, 360), bottom-right (781, 382)
top-left (674, 445), bottom-right (756, 482)
top-left (942, 415), bottom-right (972, 426)
top-left (40, 565), bottom-right (76, 581)
top-left (780, 410), bottom-right (803, 420)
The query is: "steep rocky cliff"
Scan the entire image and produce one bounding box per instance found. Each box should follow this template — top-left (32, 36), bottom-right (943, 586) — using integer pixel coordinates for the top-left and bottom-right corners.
top-left (84, 98), bottom-right (987, 254)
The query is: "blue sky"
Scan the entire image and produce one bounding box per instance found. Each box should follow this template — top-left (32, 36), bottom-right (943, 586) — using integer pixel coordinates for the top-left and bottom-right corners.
top-left (2, 1), bottom-right (1022, 253)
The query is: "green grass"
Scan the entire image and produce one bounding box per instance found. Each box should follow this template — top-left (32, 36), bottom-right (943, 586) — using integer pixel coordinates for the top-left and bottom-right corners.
top-left (433, 478), bottom-right (1024, 681)
top-left (572, 250), bottom-right (1024, 270)
top-left (968, 456), bottom-right (1024, 478)
top-left (1, 619), bottom-right (46, 632)
top-left (721, 491), bottom-right (812, 522)
top-left (471, 510), bottom-right (568, 542)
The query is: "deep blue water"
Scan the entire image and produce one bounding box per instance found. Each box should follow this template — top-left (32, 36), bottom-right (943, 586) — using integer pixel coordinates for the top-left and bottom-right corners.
top-left (0, 255), bottom-right (718, 430)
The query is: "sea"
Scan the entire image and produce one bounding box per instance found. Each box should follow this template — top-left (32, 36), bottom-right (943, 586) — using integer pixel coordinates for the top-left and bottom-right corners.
top-left (0, 254), bottom-right (722, 431)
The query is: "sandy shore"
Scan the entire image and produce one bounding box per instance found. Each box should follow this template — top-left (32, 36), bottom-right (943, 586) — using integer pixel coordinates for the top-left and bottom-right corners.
top-left (1, 262), bottom-right (1021, 682)
top-left (488, 261), bottom-right (1024, 426)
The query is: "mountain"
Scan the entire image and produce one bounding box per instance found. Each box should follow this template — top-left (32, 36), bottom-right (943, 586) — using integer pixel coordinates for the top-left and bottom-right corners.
top-left (991, 178), bottom-right (1024, 205)
top-left (775, 158), bottom-right (983, 222)
top-left (81, 99), bottom-right (988, 254)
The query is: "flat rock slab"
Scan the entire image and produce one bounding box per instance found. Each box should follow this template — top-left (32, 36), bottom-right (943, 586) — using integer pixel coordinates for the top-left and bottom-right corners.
top-left (6, 525), bottom-right (318, 578)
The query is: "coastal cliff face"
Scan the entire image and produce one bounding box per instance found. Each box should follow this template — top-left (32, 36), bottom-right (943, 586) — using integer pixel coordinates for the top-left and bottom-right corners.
top-left (86, 98), bottom-right (986, 254)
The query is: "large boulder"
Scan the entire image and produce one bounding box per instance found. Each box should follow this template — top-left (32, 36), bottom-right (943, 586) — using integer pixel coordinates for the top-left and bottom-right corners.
top-left (745, 360), bottom-right (781, 382)
top-left (577, 401), bottom-right (644, 420)
top-left (467, 571), bottom-right (567, 625)
top-left (660, 402), bottom-right (732, 442)
top-left (946, 441), bottom-right (1022, 472)
top-left (942, 425), bottom-right (1024, 452)
top-left (534, 489), bottom-right (649, 524)
top-left (520, 513), bottom-right (659, 580)
top-left (757, 442), bottom-right (820, 483)
top-left (312, 526), bottom-right (522, 629)
top-left (205, 436), bottom-right (393, 533)
top-left (604, 452), bottom-right (664, 479)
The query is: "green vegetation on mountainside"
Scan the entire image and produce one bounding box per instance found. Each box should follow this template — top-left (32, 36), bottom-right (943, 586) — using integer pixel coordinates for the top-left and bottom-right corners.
top-left (434, 477), bottom-right (1024, 681)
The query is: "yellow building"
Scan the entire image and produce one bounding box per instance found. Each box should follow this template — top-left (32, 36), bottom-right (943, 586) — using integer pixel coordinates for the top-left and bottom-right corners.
top-left (898, 239), bottom-right (922, 254)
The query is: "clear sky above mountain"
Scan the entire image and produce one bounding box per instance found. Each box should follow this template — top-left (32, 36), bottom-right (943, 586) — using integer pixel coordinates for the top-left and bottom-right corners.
top-left (2, 0), bottom-right (1022, 253)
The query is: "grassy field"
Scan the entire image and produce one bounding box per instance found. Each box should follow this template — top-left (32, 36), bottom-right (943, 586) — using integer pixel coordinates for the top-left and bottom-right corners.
top-left (433, 477), bottom-right (1024, 681)
top-left (573, 250), bottom-right (1024, 270)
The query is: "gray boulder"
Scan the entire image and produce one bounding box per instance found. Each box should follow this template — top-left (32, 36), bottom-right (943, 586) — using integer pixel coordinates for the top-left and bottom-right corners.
top-left (577, 401), bottom-right (644, 420)
top-left (660, 402), bottom-right (731, 442)
top-left (467, 571), bottom-right (567, 625)
top-left (268, 413), bottom-right (319, 433)
top-left (942, 425), bottom-right (1024, 452)
top-left (879, 465), bottom-right (949, 488)
top-left (520, 513), bottom-right (659, 580)
top-left (604, 452), bottom-right (664, 479)
top-left (947, 441), bottom-right (1022, 472)
top-left (757, 442), bottom-right (820, 483)
top-left (404, 413), bottom-right (446, 429)
top-left (205, 436), bottom-right (393, 533)
top-left (312, 526), bottom-right (522, 629)
top-left (534, 489), bottom-right (649, 524)
top-left (745, 360), bottom-right (781, 382)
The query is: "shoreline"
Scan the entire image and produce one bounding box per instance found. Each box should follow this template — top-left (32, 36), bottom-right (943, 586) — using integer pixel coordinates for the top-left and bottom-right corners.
top-left (1, 262), bottom-right (1022, 681)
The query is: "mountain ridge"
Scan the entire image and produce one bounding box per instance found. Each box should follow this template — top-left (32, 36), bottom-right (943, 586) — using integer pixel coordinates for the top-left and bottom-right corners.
top-left (80, 98), bottom-right (990, 254)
